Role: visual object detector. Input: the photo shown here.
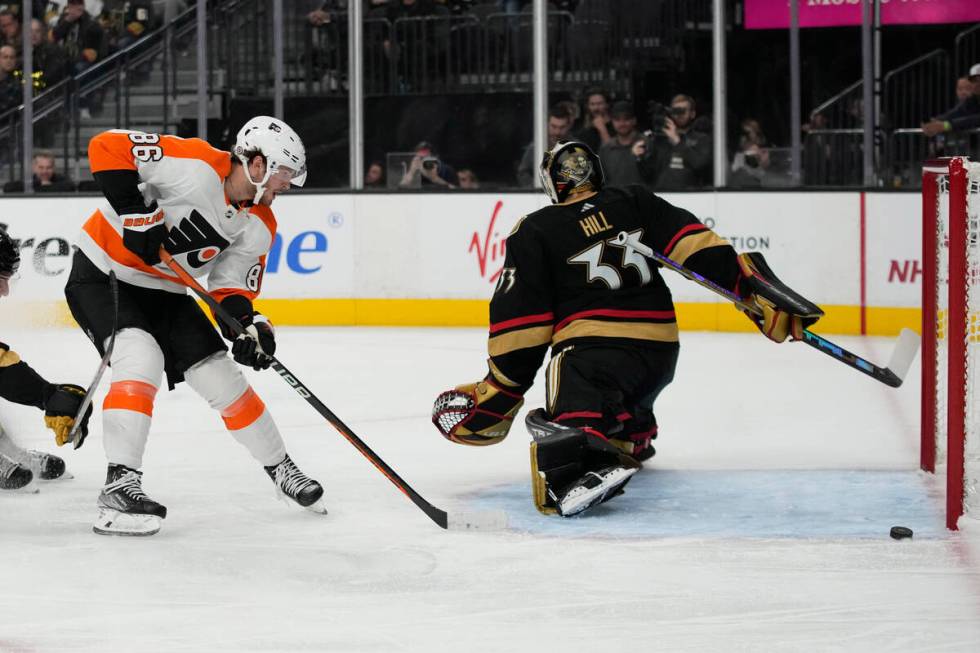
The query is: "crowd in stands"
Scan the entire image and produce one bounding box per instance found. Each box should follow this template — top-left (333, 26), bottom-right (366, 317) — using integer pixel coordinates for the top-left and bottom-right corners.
top-left (0, 0), bottom-right (156, 114)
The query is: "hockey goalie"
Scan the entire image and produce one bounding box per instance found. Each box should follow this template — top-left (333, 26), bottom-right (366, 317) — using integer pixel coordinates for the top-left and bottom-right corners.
top-left (433, 140), bottom-right (823, 517)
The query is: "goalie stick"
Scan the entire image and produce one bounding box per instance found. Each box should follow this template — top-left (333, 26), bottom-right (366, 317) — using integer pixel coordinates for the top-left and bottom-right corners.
top-left (159, 249), bottom-right (462, 530)
top-left (611, 231), bottom-right (920, 388)
top-left (68, 270), bottom-right (118, 449)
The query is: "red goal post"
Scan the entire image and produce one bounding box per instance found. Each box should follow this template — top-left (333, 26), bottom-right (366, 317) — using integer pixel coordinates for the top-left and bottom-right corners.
top-left (921, 157), bottom-right (980, 530)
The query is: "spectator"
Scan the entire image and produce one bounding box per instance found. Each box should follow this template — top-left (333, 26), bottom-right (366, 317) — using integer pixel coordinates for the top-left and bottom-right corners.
top-left (641, 94), bottom-right (713, 190)
top-left (307, 1), bottom-right (348, 87)
top-left (457, 168), bottom-right (479, 189)
top-left (729, 119), bottom-right (770, 188)
top-left (557, 99), bottom-right (580, 128)
top-left (496, 0), bottom-right (529, 13)
top-left (0, 10), bottom-right (20, 55)
top-left (364, 160), bottom-right (385, 187)
top-left (956, 76), bottom-right (973, 103)
top-left (516, 103), bottom-right (573, 186)
top-left (384, 0), bottom-right (439, 21)
top-left (574, 87), bottom-right (612, 153)
top-left (597, 101), bottom-right (646, 186)
top-left (399, 141), bottom-right (458, 189)
top-left (3, 151), bottom-right (76, 193)
top-left (0, 44), bottom-right (19, 112)
top-left (52, 0), bottom-right (104, 76)
top-left (922, 64), bottom-right (980, 137)
top-left (31, 19), bottom-right (67, 87)
top-left (99, 1), bottom-right (155, 53)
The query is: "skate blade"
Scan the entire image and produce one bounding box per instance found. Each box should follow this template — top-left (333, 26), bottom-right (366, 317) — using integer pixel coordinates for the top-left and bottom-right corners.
top-left (302, 498), bottom-right (329, 515)
top-left (40, 471), bottom-right (73, 481)
top-left (559, 467), bottom-right (638, 517)
top-left (93, 508), bottom-right (161, 536)
top-left (274, 489), bottom-right (328, 515)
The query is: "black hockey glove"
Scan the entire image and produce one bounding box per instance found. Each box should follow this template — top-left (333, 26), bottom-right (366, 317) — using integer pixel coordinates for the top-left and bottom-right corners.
top-left (219, 295), bottom-right (276, 370)
top-left (120, 203), bottom-right (167, 266)
top-left (232, 317), bottom-right (276, 371)
top-left (44, 384), bottom-right (92, 447)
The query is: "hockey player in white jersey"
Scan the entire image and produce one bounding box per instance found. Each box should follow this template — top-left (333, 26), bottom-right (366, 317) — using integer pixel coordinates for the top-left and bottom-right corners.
top-left (0, 227), bottom-right (91, 490)
top-left (65, 117), bottom-right (325, 536)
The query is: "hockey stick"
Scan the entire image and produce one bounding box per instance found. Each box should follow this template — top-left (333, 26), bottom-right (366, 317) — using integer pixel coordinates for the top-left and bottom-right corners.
top-left (611, 231), bottom-right (920, 388)
top-left (159, 250), bottom-right (464, 530)
top-left (68, 270), bottom-right (118, 449)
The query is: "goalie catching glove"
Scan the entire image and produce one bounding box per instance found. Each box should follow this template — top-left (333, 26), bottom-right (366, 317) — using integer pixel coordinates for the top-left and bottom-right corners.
top-left (736, 252), bottom-right (823, 343)
top-left (432, 371), bottom-right (525, 446)
top-left (218, 295), bottom-right (276, 370)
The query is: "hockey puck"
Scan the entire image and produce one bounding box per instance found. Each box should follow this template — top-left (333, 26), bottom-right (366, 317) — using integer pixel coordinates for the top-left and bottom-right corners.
top-left (890, 526), bottom-right (913, 540)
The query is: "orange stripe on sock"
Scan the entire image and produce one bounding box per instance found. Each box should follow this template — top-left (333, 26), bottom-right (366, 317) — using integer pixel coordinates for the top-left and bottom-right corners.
top-left (103, 380), bottom-right (158, 416)
top-left (221, 387), bottom-right (266, 431)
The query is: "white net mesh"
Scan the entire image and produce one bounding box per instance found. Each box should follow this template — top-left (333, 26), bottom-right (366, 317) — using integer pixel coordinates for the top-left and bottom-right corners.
top-left (965, 165), bottom-right (980, 514)
top-left (933, 160), bottom-right (980, 517)
top-left (935, 173), bottom-right (949, 467)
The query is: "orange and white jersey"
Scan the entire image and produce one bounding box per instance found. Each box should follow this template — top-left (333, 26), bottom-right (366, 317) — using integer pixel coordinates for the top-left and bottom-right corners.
top-left (75, 129), bottom-right (276, 302)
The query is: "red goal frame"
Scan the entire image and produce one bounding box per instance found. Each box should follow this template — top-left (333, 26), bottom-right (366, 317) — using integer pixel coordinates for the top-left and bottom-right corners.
top-left (921, 157), bottom-right (970, 530)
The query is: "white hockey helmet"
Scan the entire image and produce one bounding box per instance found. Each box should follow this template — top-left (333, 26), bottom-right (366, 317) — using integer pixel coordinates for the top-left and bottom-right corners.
top-left (234, 116), bottom-right (307, 202)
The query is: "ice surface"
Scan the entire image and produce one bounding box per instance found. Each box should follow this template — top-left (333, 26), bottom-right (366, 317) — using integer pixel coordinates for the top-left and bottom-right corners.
top-left (1, 326), bottom-right (979, 652)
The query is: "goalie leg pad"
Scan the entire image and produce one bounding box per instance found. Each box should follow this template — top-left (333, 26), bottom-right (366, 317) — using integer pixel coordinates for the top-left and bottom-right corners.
top-left (526, 408), bottom-right (640, 517)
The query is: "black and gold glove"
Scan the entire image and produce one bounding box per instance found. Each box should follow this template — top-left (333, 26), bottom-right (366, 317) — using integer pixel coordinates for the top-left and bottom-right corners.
top-left (432, 373), bottom-right (525, 446)
top-left (44, 384), bottom-right (92, 447)
top-left (737, 252), bottom-right (824, 343)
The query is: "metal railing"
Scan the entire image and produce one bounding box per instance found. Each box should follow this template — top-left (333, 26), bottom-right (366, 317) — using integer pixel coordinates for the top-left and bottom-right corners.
top-left (955, 24), bottom-right (980, 83)
top-left (882, 49), bottom-right (950, 129)
top-left (802, 129), bottom-right (867, 186)
top-left (0, 4), bottom-right (229, 188)
top-left (807, 80), bottom-right (863, 128)
top-left (886, 128), bottom-right (980, 188)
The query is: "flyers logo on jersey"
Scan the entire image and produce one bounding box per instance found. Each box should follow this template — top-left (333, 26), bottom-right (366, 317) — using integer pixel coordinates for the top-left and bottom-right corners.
top-left (163, 209), bottom-right (230, 268)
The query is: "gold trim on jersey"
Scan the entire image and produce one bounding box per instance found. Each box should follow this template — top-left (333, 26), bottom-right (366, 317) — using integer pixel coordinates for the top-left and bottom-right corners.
top-left (669, 231), bottom-right (730, 267)
top-left (488, 325), bottom-right (553, 357)
top-left (551, 319), bottom-right (679, 345)
top-left (488, 359), bottom-right (522, 388)
top-left (545, 347), bottom-right (569, 414)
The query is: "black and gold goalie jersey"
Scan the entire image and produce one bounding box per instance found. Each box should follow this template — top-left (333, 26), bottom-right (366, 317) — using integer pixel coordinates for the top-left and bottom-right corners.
top-left (487, 184), bottom-right (740, 390)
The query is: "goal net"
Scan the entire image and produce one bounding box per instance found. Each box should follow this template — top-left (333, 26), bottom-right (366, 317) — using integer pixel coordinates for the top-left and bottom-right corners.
top-left (922, 157), bottom-right (980, 530)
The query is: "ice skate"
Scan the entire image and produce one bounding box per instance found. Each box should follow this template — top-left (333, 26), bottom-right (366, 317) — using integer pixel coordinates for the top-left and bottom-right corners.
top-left (556, 465), bottom-right (638, 517)
top-left (265, 454), bottom-right (327, 514)
top-left (0, 452), bottom-right (33, 490)
top-left (93, 464), bottom-right (167, 536)
top-left (17, 449), bottom-right (69, 480)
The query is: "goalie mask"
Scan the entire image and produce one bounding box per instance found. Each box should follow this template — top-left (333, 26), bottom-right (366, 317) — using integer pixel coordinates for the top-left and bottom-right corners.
top-left (234, 116), bottom-right (308, 203)
top-left (0, 226), bottom-right (19, 280)
top-left (539, 140), bottom-right (604, 204)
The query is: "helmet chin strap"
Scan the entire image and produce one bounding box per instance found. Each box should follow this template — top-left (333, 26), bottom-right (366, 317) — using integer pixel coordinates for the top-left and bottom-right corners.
top-left (244, 162), bottom-right (273, 204)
